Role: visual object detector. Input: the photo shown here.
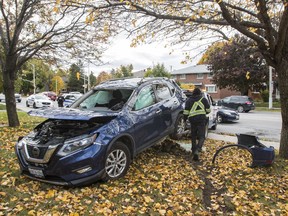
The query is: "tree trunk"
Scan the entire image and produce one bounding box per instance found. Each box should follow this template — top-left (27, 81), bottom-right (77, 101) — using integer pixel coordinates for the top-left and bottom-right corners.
top-left (2, 67), bottom-right (20, 127)
top-left (277, 60), bottom-right (288, 159)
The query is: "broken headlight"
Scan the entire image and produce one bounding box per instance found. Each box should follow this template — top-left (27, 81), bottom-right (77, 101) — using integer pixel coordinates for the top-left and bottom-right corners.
top-left (57, 134), bottom-right (97, 157)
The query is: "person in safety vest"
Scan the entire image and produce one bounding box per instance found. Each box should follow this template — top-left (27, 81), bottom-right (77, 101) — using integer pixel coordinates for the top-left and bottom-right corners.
top-left (183, 88), bottom-right (211, 161)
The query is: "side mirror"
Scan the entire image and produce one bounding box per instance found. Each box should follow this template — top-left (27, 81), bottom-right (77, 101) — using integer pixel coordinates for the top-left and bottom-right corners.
top-left (217, 100), bottom-right (222, 106)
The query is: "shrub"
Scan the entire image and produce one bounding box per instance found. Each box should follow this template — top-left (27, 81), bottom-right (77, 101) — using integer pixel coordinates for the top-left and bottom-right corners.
top-left (261, 90), bottom-right (269, 102)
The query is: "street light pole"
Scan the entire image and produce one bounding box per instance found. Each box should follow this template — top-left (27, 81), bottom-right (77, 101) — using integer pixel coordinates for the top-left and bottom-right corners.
top-left (269, 66), bottom-right (273, 109)
top-left (31, 64), bottom-right (36, 94)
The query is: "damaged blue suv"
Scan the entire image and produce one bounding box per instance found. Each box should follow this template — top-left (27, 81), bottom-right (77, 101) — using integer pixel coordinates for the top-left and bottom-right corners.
top-left (15, 77), bottom-right (186, 186)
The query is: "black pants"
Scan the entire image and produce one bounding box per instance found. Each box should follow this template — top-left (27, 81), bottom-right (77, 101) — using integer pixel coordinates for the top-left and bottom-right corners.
top-left (190, 120), bottom-right (206, 155)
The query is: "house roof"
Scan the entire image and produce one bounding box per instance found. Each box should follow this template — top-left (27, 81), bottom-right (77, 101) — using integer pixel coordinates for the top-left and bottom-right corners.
top-left (171, 64), bottom-right (210, 75)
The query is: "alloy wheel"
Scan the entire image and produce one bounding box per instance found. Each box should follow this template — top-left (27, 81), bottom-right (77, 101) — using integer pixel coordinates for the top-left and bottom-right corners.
top-left (105, 149), bottom-right (127, 178)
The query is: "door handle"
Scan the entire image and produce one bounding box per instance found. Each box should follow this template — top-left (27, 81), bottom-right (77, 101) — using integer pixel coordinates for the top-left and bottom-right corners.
top-left (156, 109), bottom-right (161, 114)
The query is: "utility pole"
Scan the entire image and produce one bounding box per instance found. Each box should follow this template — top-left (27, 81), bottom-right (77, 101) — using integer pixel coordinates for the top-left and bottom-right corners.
top-left (30, 63), bottom-right (36, 94)
top-left (88, 61), bottom-right (91, 91)
top-left (269, 66), bottom-right (273, 109)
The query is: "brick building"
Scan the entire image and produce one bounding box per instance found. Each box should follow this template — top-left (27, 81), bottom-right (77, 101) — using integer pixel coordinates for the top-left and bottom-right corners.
top-left (171, 64), bottom-right (240, 100)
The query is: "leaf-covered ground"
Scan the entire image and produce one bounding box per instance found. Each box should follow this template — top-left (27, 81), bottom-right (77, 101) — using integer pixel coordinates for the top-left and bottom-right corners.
top-left (0, 115), bottom-right (288, 215)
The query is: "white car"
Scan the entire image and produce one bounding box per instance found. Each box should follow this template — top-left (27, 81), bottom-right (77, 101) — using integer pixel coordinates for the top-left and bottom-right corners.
top-left (26, 94), bottom-right (53, 108)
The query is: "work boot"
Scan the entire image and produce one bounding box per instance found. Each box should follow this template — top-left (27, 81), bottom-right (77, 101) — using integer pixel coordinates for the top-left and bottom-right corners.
top-left (193, 153), bottom-right (199, 161)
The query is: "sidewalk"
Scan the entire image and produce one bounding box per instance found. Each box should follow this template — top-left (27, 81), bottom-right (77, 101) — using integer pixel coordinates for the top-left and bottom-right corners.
top-left (179, 132), bottom-right (280, 151)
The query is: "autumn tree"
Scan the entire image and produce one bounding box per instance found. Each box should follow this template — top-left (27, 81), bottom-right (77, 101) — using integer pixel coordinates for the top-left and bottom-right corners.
top-left (205, 36), bottom-right (268, 95)
top-left (89, 72), bottom-right (97, 89)
top-left (51, 75), bottom-right (65, 94)
top-left (76, 0), bottom-right (288, 158)
top-left (67, 63), bottom-right (83, 92)
top-left (111, 64), bottom-right (133, 78)
top-left (96, 71), bottom-right (111, 85)
top-left (0, 0), bottom-right (113, 126)
top-left (144, 63), bottom-right (171, 78)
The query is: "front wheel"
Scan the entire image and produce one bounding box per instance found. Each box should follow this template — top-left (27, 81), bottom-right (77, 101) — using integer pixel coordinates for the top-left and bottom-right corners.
top-left (103, 142), bottom-right (131, 181)
top-left (170, 114), bottom-right (186, 140)
top-left (237, 106), bottom-right (244, 113)
top-left (217, 114), bottom-right (223, 123)
top-left (33, 102), bottom-right (37, 108)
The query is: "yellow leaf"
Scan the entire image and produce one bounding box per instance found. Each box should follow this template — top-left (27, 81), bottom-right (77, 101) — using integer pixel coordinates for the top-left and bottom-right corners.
top-left (143, 195), bottom-right (153, 203)
top-left (28, 210), bottom-right (36, 216)
top-left (46, 189), bottom-right (56, 198)
top-left (53, 7), bottom-right (59, 13)
top-left (167, 210), bottom-right (174, 216)
top-left (199, 10), bottom-right (204, 16)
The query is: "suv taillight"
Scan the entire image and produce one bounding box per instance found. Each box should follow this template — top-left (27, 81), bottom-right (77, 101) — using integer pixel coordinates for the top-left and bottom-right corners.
top-left (245, 101), bottom-right (252, 105)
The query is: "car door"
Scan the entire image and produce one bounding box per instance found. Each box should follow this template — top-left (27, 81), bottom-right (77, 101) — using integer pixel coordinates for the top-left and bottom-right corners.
top-left (153, 83), bottom-right (177, 136)
top-left (28, 95), bottom-right (35, 106)
top-left (129, 84), bottom-right (163, 152)
top-left (221, 97), bottom-right (232, 109)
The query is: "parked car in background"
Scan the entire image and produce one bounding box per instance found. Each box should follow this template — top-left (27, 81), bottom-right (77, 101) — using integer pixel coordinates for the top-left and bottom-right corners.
top-left (217, 95), bottom-right (255, 113)
top-left (63, 93), bottom-right (82, 107)
top-left (0, 93), bottom-right (22, 103)
top-left (15, 77), bottom-right (186, 186)
top-left (26, 94), bottom-right (54, 108)
top-left (43, 91), bottom-right (57, 101)
top-left (69, 91), bottom-right (83, 96)
top-left (216, 106), bottom-right (240, 123)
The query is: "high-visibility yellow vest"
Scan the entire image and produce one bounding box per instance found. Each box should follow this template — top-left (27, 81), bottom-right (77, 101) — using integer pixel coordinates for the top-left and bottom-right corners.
top-left (184, 97), bottom-right (211, 118)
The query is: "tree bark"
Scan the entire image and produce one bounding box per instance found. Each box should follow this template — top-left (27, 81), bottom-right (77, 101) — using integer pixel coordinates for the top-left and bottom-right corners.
top-left (2, 63), bottom-right (20, 127)
top-left (277, 61), bottom-right (288, 158)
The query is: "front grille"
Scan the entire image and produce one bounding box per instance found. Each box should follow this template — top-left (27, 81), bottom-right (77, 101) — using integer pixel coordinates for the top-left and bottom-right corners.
top-left (42, 102), bottom-right (51, 105)
top-left (22, 142), bottom-right (59, 164)
top-left (26, 144), bottom-right (48, 159)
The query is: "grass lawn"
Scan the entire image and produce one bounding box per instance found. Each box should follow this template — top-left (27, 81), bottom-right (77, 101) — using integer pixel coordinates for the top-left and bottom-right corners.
top-left (0, 112), bottom-right (287, 215)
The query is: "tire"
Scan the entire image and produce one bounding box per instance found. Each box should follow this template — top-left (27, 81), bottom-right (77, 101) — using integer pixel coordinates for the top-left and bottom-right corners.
top-left (103, 141), bottom-right (131, 181)
top-left (204, 122), bottom-right (209, 139)
top-left (170, 113), bottom-right (186, 140)
top-left (26, 101), bottom-right (29, 107)
top-left (237, 106), bottom-right (244, 113)
top-left (217, 114), bottom-right (223, 123)
top-left (211, 119), bottom-right (217, 130)
top-left (33, 102), bottom-right (37, 109)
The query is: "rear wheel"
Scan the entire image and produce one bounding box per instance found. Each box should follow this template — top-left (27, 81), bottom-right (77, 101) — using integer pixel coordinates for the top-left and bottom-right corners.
top-left (103, 142), bottom-right (131, 181)
top-left (170, 114), bottom-right (186, 140)
top-left (205, 123), bottom-right (209, 138)
top-left (237, 106), bottom-right (244, 113)
top-left (217, 114), bottom-right (223, 123)
top-left (211, 120), bottom-right (217, 130)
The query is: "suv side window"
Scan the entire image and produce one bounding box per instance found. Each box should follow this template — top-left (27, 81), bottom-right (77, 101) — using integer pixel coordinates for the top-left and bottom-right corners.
top-left (230, 96), bottom-right (241, 102)
top-left (134, 85), bottom-right (156, 111)
top-left (223, 97), bottom-right (230, 103)
top-left (154, 84), bottom-right (171, 101)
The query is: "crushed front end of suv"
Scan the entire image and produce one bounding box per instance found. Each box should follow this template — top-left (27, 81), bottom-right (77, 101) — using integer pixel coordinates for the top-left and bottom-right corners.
top-left (15, 78), bottom-right (186, 186)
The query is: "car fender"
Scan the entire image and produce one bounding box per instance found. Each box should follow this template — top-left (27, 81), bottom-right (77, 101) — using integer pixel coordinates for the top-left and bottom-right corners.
top-left (105, 133), bottom-right (136, 159)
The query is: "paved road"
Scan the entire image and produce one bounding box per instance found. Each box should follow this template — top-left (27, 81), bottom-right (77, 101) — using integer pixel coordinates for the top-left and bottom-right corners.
top-left (214, 111), bottom-right (281, 142)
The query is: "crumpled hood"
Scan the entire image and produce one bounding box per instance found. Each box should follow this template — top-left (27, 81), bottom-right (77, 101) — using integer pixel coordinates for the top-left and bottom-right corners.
top-left (28, 108), bottom-right (118, 121)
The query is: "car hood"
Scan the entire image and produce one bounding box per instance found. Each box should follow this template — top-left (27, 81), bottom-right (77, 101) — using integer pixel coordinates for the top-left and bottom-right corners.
top-left (218, 106), bottom-right (238, 113)
top-left (28, 108), bottom-right (118, 120)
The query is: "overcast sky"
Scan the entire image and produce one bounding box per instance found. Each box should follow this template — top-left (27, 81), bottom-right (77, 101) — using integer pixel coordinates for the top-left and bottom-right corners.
top-left (88, 34), bottom-right (203, 76)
